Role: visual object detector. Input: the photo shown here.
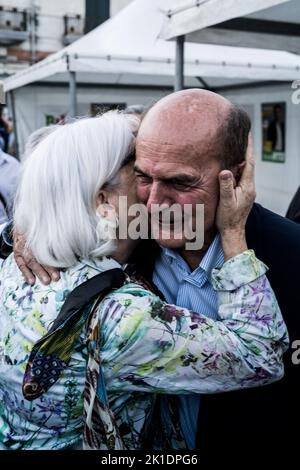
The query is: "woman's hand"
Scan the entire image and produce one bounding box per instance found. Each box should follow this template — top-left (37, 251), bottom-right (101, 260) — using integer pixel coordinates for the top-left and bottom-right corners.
top-left (13, 227), bottom-right (60, 285)
top-left (216, 135), bottom-right (256, 261)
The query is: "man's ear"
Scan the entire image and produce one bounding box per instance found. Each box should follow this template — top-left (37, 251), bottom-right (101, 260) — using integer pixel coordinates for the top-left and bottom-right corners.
top-left (232, 161), bottom-right (246, 184)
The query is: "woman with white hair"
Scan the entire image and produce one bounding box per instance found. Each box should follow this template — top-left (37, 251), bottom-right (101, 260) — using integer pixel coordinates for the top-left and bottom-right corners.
top-left (0, 111), bottom-right (288, 450)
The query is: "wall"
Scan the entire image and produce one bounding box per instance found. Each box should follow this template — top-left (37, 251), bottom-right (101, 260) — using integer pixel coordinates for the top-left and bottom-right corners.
top-left (110, 0), bottom-right (133, 17)
top-left (223, 83), bottom-right (300, 216)
top-left (0, 0), bottom-right (132, 75)
top-left (1, 0), bottom-right (135, 59)
top-left (1, 0), bottom-right (85, 57)
top-left (14, 81), bottom-right (300, 216)
top-left (13, 82), bottom-right (169, 156)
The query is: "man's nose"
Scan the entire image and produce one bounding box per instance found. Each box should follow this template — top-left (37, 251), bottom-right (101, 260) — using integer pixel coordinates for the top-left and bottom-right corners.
top-left (146, 182), bottom-right (170, 211)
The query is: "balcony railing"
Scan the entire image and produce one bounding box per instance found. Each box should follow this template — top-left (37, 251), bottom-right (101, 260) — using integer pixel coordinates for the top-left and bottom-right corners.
top-left (63, 14), bottom-right (84, 45)
top-left (0, 6), bottom-right (29, 46)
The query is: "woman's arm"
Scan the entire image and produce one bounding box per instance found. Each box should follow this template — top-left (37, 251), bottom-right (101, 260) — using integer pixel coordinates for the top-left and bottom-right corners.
top-left (99, 250), bottom-right (288, 395)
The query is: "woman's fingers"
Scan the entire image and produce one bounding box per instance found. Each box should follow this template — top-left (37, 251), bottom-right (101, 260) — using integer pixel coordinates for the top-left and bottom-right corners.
top-left (239, 134), bottom-right (256, 192)
top-left (25, 257), bottom-right (53, 285)
top-left (14, 252), bottom-right (52, 285)
top-left (14, 253), bottom-right (36, 286)
top-left (216, 170), bottom-right (237, 233)
top-left (217, 135), bottom-right (255, 257)
top-left (13, 228), bottom-right (60, 285)
top-left (219, 171), bottom-right (234, 207)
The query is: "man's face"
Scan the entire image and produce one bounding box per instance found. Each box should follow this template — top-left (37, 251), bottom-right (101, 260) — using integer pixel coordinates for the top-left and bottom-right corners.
top-left (135, 138), bottom-right (222, 251)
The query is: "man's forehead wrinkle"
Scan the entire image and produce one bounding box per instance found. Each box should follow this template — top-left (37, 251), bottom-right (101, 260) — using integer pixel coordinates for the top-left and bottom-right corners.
top-left (139, 108), bottom-right (225, 148)
top-left (137, 139), bottom-right (195, 152)
top-left (137, 129), bottom-right (218, 160)
top-left (135, 161), bottom-right (200, 180)
top-left (135, 145), bottom-right (220, 177)
top-left (139, 89), bottom-right (231, 134)
top-left (136, 89), bottom-right (232, 169)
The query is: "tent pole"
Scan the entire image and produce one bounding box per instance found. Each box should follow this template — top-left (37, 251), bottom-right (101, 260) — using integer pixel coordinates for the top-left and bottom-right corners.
top-left (8, 90), bottom-right (20, 160)
top-left (69, 71), bottom-right (77, 117)
top-left (175, 35), bottom-right (185, 91)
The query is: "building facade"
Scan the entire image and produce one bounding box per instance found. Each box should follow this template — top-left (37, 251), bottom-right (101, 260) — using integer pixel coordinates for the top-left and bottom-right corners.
top-left (0, 0), bottom-right (133, 77)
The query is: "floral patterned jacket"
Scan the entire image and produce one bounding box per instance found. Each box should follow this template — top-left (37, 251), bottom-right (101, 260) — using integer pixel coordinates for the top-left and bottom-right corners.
top-left (0, 250), bottom-right (288, 450)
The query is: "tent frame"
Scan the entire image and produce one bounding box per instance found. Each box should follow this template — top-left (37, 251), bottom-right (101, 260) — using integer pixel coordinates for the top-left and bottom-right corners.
top-left (175, 35), bottom-right (185, 91)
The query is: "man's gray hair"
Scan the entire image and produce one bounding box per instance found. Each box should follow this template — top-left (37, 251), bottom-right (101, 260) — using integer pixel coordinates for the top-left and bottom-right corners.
top-left (124, 104), bottom-right (147, 116)
top-left (14, 111), bottom-right (136, 267)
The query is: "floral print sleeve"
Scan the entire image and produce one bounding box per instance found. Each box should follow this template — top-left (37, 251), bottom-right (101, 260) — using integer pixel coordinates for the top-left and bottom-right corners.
top-left (99, 250), bottom-right (289, 394)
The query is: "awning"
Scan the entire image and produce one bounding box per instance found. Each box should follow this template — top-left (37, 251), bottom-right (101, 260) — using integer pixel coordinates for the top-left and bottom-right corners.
top-left (160, 0), bottom-right (291, 40)
top-left (4, 0), bottom-right (300, 94)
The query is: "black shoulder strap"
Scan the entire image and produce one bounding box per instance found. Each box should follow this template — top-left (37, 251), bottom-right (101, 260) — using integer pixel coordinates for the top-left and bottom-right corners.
top-left (23, 267), bottom-right (127, 400)
top-left (49, 267), bottom-right (126, 333)
top-left (0, 191), bottom-right (7, 214)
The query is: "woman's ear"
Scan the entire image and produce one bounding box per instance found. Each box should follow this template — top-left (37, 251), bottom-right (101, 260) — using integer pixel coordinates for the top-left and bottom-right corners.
top-left (96, 190), bottom-right (108, 208)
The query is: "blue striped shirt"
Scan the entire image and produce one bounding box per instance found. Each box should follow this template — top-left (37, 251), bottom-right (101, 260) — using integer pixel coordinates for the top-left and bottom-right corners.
top-left (153, 235), bottom-right (224, 449)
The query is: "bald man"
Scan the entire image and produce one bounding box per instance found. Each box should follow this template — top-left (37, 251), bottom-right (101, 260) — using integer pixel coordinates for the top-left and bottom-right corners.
top-left (135, 89), bottom-right (247, 269)
top-left (134, 90), bottom-right (299, 461)
top-left (2, 90), bottom-right (299, 462)
top-left (132, 90), bottom-right (252, 448)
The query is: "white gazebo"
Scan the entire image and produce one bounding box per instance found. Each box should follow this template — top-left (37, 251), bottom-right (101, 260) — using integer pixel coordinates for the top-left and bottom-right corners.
top-left (3, 0), bottom-right (300, 216)
top-left (4, 0), bottom-right (300, 113)
top-left (159, 0), bottom-right (300, 216)
top-left (159, 0), bottom-right (300, 89)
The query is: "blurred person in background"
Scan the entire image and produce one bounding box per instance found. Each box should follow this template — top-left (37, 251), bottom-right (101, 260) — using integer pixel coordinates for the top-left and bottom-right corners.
top-left (0, 143), bottom-right (20, 225)
top-left (124, 104), bottom-right (147, 115)
top-left (286, 186), bottom-right (300, 224)
top-left (0, 106), bottom-right (13, 154)
top-left (267, 103), bottom-right (285, 152)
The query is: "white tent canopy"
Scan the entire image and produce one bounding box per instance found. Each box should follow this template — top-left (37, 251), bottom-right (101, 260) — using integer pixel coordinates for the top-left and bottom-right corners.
top-left (4, 0), bottom-right (300, 94)
top-left (160, 0), bottom-right (290, 40)
top-left (159, 0), bottom-right (300, 55)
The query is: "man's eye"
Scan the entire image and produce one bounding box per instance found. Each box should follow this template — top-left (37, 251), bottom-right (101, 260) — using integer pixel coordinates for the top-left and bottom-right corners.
top-left (136, 174), bottom-right (151, 183)
top-left (170, 180), bottom-right (190, 189)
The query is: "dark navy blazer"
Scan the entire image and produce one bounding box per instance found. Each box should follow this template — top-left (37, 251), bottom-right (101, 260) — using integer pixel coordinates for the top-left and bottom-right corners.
top-left (197, 203), bottom-right (300, 464)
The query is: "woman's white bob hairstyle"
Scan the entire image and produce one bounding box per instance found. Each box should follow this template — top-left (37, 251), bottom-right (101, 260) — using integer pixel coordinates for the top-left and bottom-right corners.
top-left (14, 111), bottom-right (137, 267)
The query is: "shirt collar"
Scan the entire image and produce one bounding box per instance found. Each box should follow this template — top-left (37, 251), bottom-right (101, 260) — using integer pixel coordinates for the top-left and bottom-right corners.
top-left (199, 233), bottom-right (224, 277)
top-left (160, 233), bottom-right (224, 278)
top-left (68, 256), bottom-right (123, 277)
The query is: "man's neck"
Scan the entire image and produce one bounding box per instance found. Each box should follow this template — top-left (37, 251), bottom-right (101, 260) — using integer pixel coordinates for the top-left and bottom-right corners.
top-left (179, 229), bottom-right (217, 271)
top-left (113, 239), bottom-right (139, 265)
